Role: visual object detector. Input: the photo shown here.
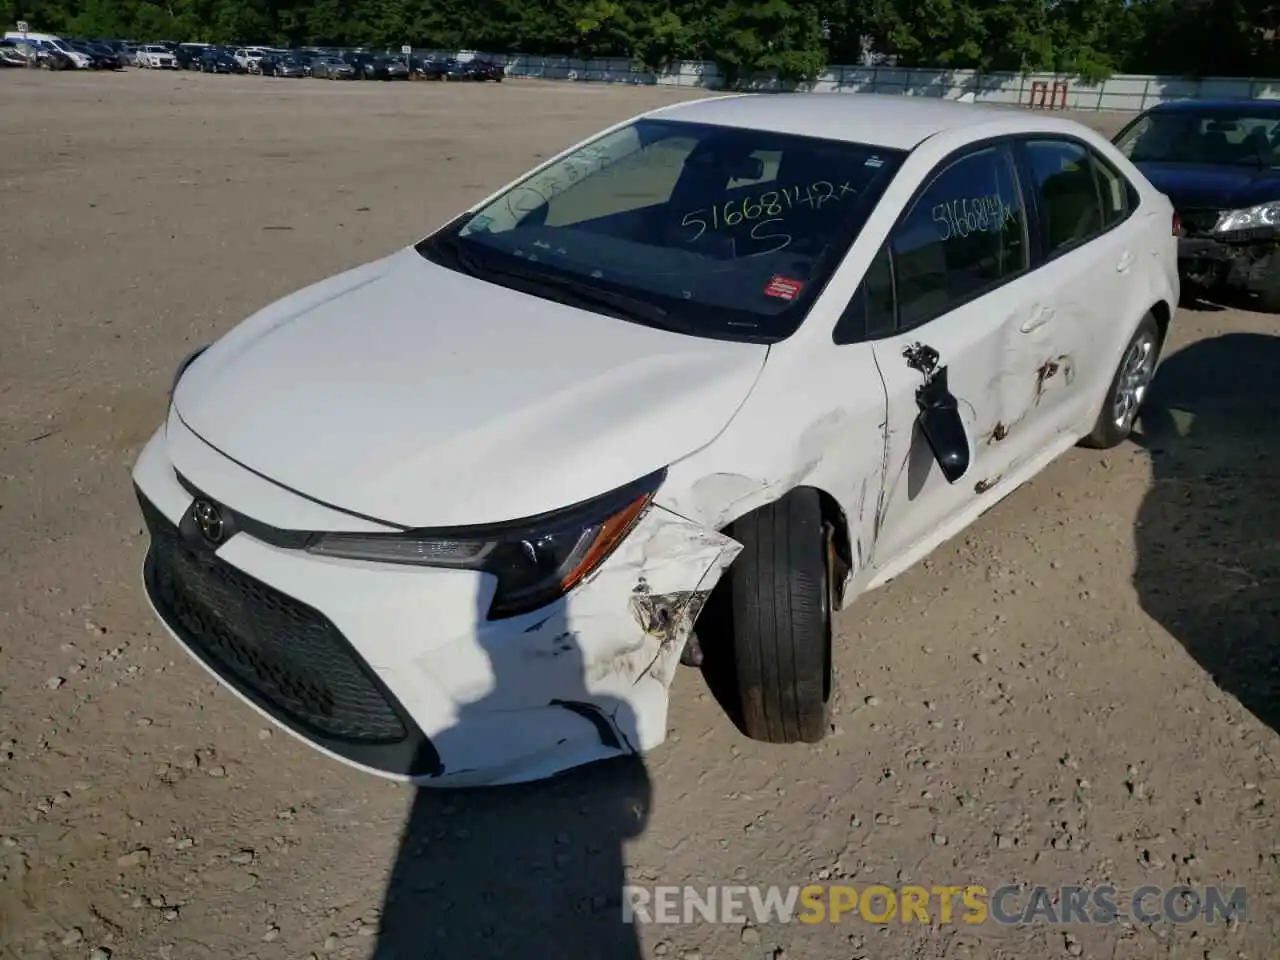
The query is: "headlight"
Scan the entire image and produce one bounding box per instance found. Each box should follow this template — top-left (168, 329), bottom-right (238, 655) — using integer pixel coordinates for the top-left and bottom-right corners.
top-left (1213, 201), bottom-right (1280, 233)
top-left (306, 469), bottom-right (665, 619)
top-left (171, 344), bottom-right (210, 398)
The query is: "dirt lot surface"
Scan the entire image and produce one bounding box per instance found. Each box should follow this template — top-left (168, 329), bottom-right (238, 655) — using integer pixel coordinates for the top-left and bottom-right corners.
top-left (1, 70), bottom-right (1277, 960)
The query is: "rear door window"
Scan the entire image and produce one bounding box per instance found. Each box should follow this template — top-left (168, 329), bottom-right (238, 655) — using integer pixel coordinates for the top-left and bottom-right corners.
top-left (1092, 153), bottom-right (1132, 227)
top-left (1022, 140), bottom-right (1105, 256)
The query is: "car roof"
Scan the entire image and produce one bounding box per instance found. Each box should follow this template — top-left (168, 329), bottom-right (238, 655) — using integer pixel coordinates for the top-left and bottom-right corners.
top-left (648, 93), bottom-right (1029, 150)
top-left (1147, 98), bottom-right (1280, 114)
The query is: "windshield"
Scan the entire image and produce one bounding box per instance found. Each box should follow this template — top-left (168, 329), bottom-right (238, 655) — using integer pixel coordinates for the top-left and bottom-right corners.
top-left (1116, 109), bottom-right (1280, 167)
top-left (417, 118), bottom-right (904, 343)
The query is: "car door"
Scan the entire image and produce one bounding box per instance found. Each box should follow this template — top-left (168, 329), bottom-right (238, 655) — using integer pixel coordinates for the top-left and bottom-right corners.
top-left (1011, 136), bottom-right (1144, 433)
top-left (836, 141), bottom-right (1042, 574)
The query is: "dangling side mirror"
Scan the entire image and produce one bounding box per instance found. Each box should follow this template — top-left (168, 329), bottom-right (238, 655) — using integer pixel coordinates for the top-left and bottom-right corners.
top-left (904, 347), bottom-right (970, 485)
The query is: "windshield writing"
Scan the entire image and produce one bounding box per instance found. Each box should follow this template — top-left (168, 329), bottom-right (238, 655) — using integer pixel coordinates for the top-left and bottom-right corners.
top-left (425, 119), bottom-right (903, 342)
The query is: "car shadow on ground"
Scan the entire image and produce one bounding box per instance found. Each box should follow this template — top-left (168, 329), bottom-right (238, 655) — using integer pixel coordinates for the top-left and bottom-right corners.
top-left (1132, 331), bottom-right (1280, 734)
top-left (368, 588), bottom-right (652, 960)
top-left (371, 757), bottom-right (650, 960)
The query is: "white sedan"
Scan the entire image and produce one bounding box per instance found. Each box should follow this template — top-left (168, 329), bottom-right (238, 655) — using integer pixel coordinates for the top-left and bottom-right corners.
top-left (136, 44), bottom-right (176, 69)
top-left (133, 93), bottom-right (1178, 786)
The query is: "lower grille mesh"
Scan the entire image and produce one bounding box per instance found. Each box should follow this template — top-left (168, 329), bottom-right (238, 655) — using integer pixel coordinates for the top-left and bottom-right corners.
top-left (140, 494), bottom-right (407, 744)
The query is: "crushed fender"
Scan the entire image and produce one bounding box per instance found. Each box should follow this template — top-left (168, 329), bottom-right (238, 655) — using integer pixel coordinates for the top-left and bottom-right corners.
top-left (629, 583), bottom-right (711, 676)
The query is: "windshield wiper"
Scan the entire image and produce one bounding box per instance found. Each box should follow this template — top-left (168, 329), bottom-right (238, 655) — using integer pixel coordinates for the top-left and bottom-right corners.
top-left (442, 236), bottom-right (685, 331)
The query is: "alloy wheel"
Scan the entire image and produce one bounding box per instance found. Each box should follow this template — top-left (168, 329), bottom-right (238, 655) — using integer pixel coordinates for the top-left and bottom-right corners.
top-left (1112, 330), bottom-right (1158, 431)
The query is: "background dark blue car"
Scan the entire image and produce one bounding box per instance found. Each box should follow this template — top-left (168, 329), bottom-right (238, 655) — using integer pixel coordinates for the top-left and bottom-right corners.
top-left (1114, 98), bottom-right (1280, 310)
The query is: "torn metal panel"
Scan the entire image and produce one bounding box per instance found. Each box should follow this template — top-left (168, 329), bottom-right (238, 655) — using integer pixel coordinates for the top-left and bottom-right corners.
top-left (655, 341), bottom-right (889, 584)
top-left (1179, 233), bottom-right (1280, 309)
top-left (428, 503), bottom-right (740, 780)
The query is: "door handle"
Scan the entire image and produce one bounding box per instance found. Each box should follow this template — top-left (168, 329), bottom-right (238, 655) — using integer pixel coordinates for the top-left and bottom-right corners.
top-left (1020, 306), bottom-right (1054, 333)
top-left (1116, 250), bottom-right (1135, 272)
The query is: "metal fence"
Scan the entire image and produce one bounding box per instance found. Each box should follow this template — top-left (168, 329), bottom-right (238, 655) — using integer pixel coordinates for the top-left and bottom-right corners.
top-left (428, 50), bottom-right (1280, 112)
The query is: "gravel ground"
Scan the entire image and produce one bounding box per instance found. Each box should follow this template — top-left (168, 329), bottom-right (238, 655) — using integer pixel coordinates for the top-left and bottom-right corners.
top-left (1, 70), bottom-right (1277, 960)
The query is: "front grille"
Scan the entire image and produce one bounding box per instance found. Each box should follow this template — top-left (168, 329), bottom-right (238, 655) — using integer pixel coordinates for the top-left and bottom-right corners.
top-left (139, 493), bottom-right (407, 745)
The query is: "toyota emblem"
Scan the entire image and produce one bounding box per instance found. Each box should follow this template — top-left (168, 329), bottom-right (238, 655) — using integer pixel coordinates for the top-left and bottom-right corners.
top-left (192, 499), bottom-right (225, 544)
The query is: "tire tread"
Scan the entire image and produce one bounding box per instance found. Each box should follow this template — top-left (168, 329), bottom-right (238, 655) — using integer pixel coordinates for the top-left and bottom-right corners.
top-left (730, 489), bottom-right (831, 744)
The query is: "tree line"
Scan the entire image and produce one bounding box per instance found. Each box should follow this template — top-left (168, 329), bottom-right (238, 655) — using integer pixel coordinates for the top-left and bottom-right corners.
top-left (7, 0), bottom-right (1280, 83)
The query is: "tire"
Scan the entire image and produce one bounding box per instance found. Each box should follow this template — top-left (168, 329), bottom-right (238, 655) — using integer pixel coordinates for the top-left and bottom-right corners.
top-left (1080, 312), bottom-right (1162, 449)
top-left (727, 487), bottom-right (835, 744)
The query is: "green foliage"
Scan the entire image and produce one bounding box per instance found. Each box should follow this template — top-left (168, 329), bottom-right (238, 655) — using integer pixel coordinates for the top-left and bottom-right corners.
top-left (7, 0), bottom-right (1279, 80)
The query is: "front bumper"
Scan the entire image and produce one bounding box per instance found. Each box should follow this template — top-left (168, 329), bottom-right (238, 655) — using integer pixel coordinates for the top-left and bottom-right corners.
top-left (132, 423), bottom-right (740, 787)
top-left (1178, 233), bottom-right (1280, 299)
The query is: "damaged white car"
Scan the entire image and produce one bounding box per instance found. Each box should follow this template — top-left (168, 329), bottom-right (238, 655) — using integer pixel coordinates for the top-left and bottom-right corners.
top-left (133, 93), bottom-right (1179, 786)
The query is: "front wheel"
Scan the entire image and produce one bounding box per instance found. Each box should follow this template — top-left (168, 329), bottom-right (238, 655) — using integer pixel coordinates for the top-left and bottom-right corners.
top-left (727, 488), bottom-right (836, 744)
top-left (1080, 313), bottom-right (1162, 449)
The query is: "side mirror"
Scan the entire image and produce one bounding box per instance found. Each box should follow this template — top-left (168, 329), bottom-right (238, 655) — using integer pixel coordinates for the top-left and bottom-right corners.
top-left (902, 343), bottom-right (970, 485)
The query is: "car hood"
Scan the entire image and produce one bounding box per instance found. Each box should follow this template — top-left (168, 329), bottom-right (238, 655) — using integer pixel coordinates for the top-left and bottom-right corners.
top-left (1134, 160), bottom-right (1280, 211)
top-left (172, 247), bottom-right (768, 529)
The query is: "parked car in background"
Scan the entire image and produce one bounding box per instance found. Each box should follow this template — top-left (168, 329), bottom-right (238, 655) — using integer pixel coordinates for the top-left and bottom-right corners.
top-left (232, 46), bottom-right (268, 72)
top-left (0, 39), bottom-right (37, 67)
top-left (136, 44), bottom-right (177, 68)
top-left (341, 51), bottom-right (374, 75)
top-left (1114, 98), bottom-right (1280, 311)
top-left (175, 43), bottom-right (210, 69)
top-left (3, 31), bottom-right (90, 68)
top-left (310, 56), bottom-right (356, 79)
top-left (440, 57), bottom-right (470, 80)
top-left (262, 53), bottom-right (309, 77)
top-left (105, 40), bottom-right (139, 62)
top-left (65, 39), bottom-right (123, 69)
top-left (410, 54), bottom-right (447, 79)
top-left (463, 57), bottom-right (504, 82)
top-left (44, 46), bottom-right (76, 69)
top-left (287, 49), bottom-right (319, 72)
top-left (5, 39), bottom-right (75, 69)
top-left (88, 41), bottom-right (129, 68)
top-left (359, 55), bottom-right (409, 80)
top-left (198, 46), bottom-right (242, 73)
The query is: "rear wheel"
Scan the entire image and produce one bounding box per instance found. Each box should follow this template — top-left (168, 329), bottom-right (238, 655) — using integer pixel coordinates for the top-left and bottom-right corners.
top-left (1080, 313), bottom-right (1161, 449)
top-left (728, 488), bottom-right (836, 744)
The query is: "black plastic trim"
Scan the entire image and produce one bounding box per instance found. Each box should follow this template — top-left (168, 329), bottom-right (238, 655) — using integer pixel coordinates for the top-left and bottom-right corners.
top-left (138, 486), bottom-right (445, 779)
top-left (174, 470), bottom-right (313, 549)
top-left (389, 467), bottom-right (666, 539)
top-left (173, 408), bottom-right (412, 531)
top-left (551, 700), bottom-right (623, 750)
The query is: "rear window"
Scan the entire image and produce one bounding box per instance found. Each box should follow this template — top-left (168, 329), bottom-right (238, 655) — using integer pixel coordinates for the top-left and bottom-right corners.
top-left (419, 118), bottom-right (905, 343)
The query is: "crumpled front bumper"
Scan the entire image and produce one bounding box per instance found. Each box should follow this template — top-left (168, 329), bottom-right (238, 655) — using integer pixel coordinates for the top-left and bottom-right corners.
top-left (1178, 233), bottom-right (1280, 299)
top-left (132, 425), bottom-right (742, 787)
